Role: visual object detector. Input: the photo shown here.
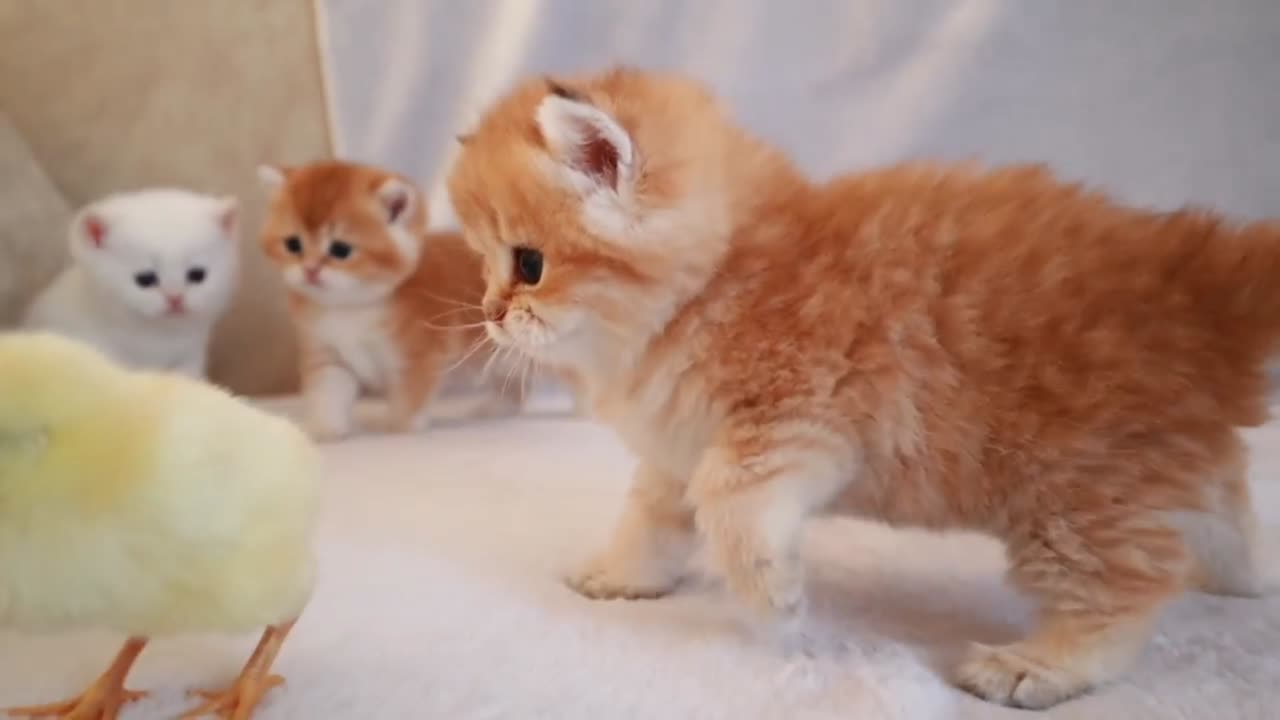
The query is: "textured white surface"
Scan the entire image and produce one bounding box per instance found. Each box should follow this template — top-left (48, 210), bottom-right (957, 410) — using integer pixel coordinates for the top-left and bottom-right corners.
top-left (0, 392), bottom-right (1277, 719)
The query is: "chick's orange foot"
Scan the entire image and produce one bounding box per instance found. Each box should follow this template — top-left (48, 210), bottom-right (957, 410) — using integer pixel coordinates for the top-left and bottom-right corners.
top-left (178, 620), bottom-right (296, 720)
top-left (5, 689), bottom-right (148, 720)
top-left (178, 675), bottom-right (284, 720)
top-left (6, 638), bottom-right (150, 720)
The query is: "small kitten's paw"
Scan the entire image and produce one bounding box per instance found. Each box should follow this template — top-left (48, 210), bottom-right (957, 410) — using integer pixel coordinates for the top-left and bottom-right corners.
top-left (566, 554), bottom-right (679, 600)
top-left (954, 642), bottom-right (1089, 710)
top-left (370, 407), bottom-right (430, 435)
top-left (472, 392), bottom-right (523, 419)
top-left (768, 615), bottom-right (848, 660)
top-left (305, 416), bottom-right (352, 443)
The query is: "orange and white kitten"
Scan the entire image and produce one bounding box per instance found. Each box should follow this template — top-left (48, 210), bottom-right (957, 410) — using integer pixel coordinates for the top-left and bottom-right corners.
top-left (447, 68), bottom-right (1277, 709)
top-left (258, 160), bottom-right (523, 441)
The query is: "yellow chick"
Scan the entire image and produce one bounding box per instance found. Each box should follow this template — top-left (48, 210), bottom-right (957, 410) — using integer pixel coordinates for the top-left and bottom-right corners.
top-left (0, 332), bottom-right (321, 720)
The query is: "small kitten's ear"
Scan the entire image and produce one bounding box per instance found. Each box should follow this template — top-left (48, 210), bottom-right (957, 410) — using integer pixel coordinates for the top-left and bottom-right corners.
top-left (375, 177), bottom-right (417, 226)
top-left (535, 86), bottom-right (634, 192)
top-left (216, 196), bottom-right (240, 235)
top-left (79, 211), bottom-right (108, 248)
top-left (256, 164), bottom-right (287, 191)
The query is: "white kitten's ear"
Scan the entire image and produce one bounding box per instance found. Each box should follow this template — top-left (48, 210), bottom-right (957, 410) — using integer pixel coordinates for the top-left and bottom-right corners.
top-left (536, 82), bottom-right (634, 192)
top-left (78, 210), bottom-right (108, 249)
top-left (256, 164), bottom-right (287, 191)
top-left (216, 196), bottom-right (240, 235)
top-left (375, 177), bottom-right (417, 226)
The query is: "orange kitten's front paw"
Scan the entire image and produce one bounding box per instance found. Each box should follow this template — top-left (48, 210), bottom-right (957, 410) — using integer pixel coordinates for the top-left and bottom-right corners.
top-left (472, 392), bottom-right (524, 419)
top-left (954, 642), bottom-right (1091, 710)
top-left (305, 416), bottom-right (352, 444)
top-left (566, 554), bottom-right (680, 600)
top-left (369, 406), bottom-right (431, 435)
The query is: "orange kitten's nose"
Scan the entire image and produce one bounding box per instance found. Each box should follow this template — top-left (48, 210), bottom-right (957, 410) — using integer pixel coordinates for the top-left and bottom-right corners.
top-left (483, 299), bottom-right (507, 323)
top-left (304, 266), bottom-right (323, 285)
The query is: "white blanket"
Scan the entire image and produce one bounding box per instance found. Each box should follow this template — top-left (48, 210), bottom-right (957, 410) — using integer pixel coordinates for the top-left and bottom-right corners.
top-left (1, 392), bottom-right (1276, 719)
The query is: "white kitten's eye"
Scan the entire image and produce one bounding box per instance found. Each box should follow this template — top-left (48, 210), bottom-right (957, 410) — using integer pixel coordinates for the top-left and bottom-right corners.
top-left (187, 267), bottom-right (207, 285)
top-left (134, 271), bottom-right (158, 289)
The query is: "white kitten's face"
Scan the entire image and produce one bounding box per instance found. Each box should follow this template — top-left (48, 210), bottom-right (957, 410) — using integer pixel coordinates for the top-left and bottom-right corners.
top-left (72, 190), bottom-right (240, 321)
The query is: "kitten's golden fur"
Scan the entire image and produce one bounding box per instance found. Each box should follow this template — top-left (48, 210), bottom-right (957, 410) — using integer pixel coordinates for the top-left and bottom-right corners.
top-left (258, 160), bottom-right (522, 441)
top-left (447, 67), bottom-right (1275, 708)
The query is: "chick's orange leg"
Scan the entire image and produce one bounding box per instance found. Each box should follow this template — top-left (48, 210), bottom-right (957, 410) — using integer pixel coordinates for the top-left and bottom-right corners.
top-left (6, 637), bottom-right (149, 720)
top-left (179, 620), bottom-right (296, 720)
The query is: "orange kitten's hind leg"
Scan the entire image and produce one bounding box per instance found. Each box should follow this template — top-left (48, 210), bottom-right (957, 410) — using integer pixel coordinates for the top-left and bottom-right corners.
top-left (956, 509), bottom-right (1190, 709)
top-left (956, 610), bottom-right (1160, 710)
top-left (1174, 458), bottom-right (1267, 597)
top-left (568, 462), bottom-right (696, 600)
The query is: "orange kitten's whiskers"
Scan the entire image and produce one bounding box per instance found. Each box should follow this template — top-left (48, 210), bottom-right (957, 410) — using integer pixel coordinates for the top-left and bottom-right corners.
top-left (403, 289), bottom-right (486, 313)
top-left (501, 349), bottom-right (537, 399)
top-left (443, 334), bottom-right (495, 375)
top-left (481, 342), bottom-right (517, 381)
top-left (417, 319), bottom-right (489, 332)
top-left (517, 353), bottom-right (541, 404)
top-left (419, 304), bottom-right (483, 321)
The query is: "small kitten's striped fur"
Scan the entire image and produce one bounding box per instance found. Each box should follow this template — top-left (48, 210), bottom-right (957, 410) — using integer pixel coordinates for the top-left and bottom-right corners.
top-left (447, 67), bottom-right (1275, 709)
top-left (258, 160), bottom-right (524, 441)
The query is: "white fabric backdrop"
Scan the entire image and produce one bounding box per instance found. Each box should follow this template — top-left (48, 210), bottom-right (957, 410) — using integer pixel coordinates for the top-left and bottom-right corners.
top-left (316, 0), bottom-right (1280, 230)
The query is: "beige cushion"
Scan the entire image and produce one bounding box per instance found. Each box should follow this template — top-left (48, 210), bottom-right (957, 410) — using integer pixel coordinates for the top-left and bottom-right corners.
top-left (0, 0), bottom-right (331, 395)
top-left (0, 113), bottom-right (71, 327)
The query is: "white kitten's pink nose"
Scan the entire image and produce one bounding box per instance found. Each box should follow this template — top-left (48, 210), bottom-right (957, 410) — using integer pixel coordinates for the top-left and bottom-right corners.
top-left (165, 294), bottom-right (186, 314)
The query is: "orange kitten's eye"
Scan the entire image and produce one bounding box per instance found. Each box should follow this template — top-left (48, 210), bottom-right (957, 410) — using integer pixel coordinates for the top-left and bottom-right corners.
top-left (283, 236), bottom-right (303, 255)
top-left (513, 247), bottom-right (543, 285)
top-left (328, 240), bottom-right (354, 260)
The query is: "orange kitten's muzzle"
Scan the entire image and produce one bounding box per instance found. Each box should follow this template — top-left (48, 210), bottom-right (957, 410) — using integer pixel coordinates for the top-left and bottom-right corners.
top-left (483, 298), bottom-right (507, 323)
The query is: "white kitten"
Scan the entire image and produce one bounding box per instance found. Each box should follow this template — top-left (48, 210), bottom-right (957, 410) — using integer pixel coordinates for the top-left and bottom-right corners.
top-left (22, 188), bottom-right (240, 378)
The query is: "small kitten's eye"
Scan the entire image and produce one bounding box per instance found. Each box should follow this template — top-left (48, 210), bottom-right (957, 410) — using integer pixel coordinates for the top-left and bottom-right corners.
top-left (329, 240), bottom-right (353, 260)
top-left (134, 271), bottom-right (158, 289)
top-left (283, 236), bottom-right (303, 255)
top-left (513, 247), bottom-right (543, 285)
top-left (187, 267), bottom-right (207, 284)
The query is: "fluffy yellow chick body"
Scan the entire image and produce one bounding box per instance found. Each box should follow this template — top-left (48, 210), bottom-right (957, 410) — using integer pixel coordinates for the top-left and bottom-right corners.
top-left (0, 331), bottom-right (321, 719)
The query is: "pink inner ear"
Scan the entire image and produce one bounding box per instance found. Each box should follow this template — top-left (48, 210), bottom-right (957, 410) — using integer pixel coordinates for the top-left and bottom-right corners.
top-left (218, 204), bottom-right (238, 234)
top-left (385, 190), bottom-right (409, 223)
top-left (568, 118), bottom-right (621, 189)
top-left (84, 214), bottom-right (107, 248)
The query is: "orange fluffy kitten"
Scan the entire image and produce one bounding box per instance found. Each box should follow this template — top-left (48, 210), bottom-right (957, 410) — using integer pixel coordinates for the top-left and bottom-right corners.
top-left (258, 160), bottom-right (524, 441)
top-left (447, 67), bottom-right (1275, 709)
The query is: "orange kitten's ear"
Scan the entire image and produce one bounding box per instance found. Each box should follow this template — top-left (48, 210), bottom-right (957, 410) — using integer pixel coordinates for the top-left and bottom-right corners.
top-left (216, 196), bottom-right (240, 236)
top-left (535, 88), bottom-right (634, 192)
top-left (375, 177), bottom-right (418, 227)
top-left (256, 164), bottom-right (288, 191)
